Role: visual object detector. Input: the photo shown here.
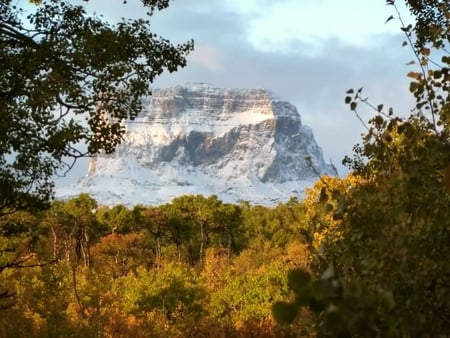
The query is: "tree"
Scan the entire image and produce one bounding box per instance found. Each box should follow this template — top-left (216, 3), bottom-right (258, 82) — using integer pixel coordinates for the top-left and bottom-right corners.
top-left (0, 0), bottom-right (193, 214)
top-left (63, 193), bottom-right (99, 267)
top-left (91, 232), bottom-right (154, 278)
top-left (168, 195), bottom-right (212, 265)
top-left (96, 204), bottom-right (139, 234)
top-left (273, 1), bottom-right (450, 335)
top-left (0, 210), bottom-right (41, 309)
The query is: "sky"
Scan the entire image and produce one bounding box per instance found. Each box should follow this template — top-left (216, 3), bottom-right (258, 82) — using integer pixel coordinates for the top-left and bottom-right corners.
top-left (46, 0), bottom-right (418, 183)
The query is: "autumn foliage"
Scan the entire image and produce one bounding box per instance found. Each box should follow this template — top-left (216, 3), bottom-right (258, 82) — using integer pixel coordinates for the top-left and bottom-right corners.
top-left (271, 1), bottom-right (450, 336)
top-left (0, 194), bottom-right (313, 337)
top-left (2, 1), bottom-right (450, 337)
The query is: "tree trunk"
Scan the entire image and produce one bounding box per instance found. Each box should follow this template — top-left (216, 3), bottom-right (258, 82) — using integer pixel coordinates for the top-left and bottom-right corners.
top-left (82, 227), bottom-right (90, 268)
top-left (227, 230), bottom-right (232, 264)
top-left (199, 221), bottom-right (205, 265)
top-left (156, 236), bottom-right (161, 270)
top-left (51, 226), bottom-right (58, 261)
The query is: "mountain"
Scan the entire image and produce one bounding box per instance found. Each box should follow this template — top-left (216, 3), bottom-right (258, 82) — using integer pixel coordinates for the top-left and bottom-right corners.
top-left (56, 83), bottom-right (337, 206)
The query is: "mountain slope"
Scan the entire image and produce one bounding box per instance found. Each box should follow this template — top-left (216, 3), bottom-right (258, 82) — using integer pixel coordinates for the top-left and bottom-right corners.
top-left (57, 84), bottom-right (337, 205)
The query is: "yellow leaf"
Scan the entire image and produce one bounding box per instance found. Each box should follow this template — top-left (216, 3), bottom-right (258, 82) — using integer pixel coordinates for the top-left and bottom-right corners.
top-left (421, 47), bottom-right (430, 56)
top-left (407, 71), bottom-right (420, 79)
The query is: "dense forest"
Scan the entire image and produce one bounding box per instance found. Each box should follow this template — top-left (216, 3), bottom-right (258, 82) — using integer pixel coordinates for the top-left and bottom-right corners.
top-left (0, 193), bottom-right (312, 336)
top-left (0, 171), bottom-right (449, 337)
top-left (1, 0), bottom-right (450, 337)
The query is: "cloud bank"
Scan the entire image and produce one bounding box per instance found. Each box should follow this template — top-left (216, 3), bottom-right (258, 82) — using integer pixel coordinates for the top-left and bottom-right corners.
top-left (56, 0), bottom-right (417, 185)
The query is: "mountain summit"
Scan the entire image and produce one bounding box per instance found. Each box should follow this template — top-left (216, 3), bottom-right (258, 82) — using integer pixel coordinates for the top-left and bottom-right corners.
top-left (57, 84), bottom-right (337, 205)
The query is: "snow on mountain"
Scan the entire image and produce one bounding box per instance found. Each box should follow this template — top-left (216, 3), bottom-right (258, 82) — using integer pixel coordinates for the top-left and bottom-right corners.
top-left (56, 83), bottom-right (337, 206)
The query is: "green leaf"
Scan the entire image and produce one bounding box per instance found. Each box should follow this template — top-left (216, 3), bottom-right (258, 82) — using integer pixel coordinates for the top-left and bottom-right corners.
top-left (308, 297), bottom-right (326, 312)
top-left (385, 15), bottom-right (394, 24)
top-left (287, 268), bottom-right (311, 291)
top-left (400, 24), bottom-right (412, 32)
top-left (382, 290), bottom-right (396, 309)
top-left (272, 301), bottom-right (299, 324)
top-left (350, 102), bottom-right (357, 111)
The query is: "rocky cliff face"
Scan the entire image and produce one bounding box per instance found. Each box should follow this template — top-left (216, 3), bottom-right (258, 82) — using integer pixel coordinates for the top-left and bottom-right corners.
top-left (58, 84), bottom-right (337, 206)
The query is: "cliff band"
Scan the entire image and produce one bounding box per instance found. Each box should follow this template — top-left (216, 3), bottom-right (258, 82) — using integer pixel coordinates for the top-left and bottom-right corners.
top-left (58, 84), bottom-right (337, 205)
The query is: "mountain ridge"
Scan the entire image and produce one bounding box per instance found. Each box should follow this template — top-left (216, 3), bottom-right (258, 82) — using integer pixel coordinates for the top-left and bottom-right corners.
top-left (56, 84), bottom-right (337, 206)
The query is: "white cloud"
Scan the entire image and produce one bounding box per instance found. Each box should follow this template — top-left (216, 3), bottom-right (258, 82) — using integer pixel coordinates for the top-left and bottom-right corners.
top-left (188, 46), bottom-right (224, 71)
top-left (246, 0), bottom-right (413, 51)
top-left (53, 0), bottom-right (418, 183)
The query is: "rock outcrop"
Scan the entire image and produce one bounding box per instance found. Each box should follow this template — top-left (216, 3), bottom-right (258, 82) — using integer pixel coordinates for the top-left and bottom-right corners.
top-left (57, 83), bottom-right (337, 205)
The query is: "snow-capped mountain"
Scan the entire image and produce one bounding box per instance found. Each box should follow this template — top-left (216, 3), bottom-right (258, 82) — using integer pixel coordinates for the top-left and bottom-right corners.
top-left (56, 83), bottom-right (337, 206)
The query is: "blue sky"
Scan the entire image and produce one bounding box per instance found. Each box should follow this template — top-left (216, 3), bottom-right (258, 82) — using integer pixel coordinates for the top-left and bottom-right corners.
top-left (46, 0), bottom-right (418, 182)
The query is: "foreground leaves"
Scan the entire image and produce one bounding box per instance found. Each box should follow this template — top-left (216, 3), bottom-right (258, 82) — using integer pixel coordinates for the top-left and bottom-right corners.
top-left (0, 0), bottom-right (193, 213)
